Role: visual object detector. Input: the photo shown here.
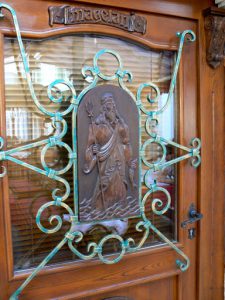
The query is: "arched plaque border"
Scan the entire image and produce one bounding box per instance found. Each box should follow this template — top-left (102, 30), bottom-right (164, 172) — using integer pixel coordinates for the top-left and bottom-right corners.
top-left (76, 84), bottom-right (140, 223)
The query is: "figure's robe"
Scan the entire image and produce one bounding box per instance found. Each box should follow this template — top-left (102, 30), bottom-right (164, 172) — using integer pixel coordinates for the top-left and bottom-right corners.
top-left (83, 117), bottom-right (132, 211)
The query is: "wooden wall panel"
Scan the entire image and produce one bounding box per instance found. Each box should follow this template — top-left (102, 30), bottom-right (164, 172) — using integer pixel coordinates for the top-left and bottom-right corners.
top-left (8, 249), bottom-right (181, 299)
top-left (197, 11), bottom-right (224, 300)
top-left (86, 276), bottom-right (178, 300)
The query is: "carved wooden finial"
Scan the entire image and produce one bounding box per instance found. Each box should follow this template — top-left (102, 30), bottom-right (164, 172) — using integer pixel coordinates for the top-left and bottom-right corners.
top-left (204, 7), bottom-right (225, 68)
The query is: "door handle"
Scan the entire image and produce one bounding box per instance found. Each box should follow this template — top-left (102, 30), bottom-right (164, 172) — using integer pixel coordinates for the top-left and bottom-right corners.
top-left (181, 203), bottom-right (203, 228)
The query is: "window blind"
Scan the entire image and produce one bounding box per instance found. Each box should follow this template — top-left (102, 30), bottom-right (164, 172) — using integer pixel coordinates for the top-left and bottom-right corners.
top-left (4, 34), bottom-right (176, 271)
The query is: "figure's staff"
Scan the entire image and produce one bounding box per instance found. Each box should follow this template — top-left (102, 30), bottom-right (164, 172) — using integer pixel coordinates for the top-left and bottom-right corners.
top-left (86, 101), bottom-right (105, 209)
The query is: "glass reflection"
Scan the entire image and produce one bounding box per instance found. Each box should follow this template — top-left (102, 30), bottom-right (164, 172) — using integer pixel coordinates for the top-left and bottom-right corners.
top-left (4, 35), bottom-right (176, 271)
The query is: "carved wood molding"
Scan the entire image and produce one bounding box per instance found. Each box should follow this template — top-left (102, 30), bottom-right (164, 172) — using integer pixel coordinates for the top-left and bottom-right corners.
top-left (204, 7), bottom-right (225, 68)
top-left (102, 297), bottom-right (133, 300)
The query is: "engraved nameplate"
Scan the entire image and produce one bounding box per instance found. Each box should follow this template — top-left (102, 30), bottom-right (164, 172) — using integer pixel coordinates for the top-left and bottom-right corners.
top-left (49, 5), bottom-right (146, 34)
top-left (77, 85), bottom-right (140, 222)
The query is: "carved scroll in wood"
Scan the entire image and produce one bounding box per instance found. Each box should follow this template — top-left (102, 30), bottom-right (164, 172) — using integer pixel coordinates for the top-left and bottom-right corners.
top-left (77, 85), bottom-right (139, 222)
top-left (48, 5), bottom-right (146, 34)
top-left (204, 7), bottom-right (225, 68)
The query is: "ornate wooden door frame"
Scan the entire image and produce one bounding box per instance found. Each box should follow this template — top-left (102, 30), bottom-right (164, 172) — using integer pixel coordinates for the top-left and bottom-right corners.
top-left (0, 1), bottom-right (223, 300)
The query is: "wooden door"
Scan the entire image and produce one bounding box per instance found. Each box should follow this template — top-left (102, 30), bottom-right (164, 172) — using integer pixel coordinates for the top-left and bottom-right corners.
top-left (0, 1), bottom-right (223, 300)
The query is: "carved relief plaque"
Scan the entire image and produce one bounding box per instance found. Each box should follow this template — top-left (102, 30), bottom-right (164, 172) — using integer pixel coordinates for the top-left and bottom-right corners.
top-left (77, 85), bottom-right (139, 222)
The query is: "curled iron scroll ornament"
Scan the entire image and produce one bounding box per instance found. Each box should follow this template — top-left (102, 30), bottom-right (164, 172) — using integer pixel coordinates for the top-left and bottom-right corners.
top-left (0, 3), bottom-right (201, 300)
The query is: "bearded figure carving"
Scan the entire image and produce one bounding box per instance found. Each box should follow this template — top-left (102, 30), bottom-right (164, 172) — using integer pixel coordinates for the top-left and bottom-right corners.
top-left (82, 92), bottom-right (137, 219)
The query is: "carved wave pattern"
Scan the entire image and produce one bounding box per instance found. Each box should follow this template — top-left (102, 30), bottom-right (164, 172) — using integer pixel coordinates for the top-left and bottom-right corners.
top-left (79, 196), bottom-right (140, 222)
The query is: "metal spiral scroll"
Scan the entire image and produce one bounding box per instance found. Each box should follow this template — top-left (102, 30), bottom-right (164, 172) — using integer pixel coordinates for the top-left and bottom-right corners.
top-left (0, 3), bottom-right (201, 299)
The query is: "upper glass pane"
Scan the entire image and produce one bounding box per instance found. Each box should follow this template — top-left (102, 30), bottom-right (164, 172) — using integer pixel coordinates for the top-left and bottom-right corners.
top-left (4, 34), bottom-right (177, 271)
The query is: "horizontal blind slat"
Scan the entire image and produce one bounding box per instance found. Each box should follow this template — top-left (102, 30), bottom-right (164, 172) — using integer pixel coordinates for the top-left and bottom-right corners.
top-left (4, 34), bottom-right (175, 271)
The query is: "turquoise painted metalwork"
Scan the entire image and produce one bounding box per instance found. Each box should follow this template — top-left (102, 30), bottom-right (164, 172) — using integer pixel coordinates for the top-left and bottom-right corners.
top-left (0, 3), bottom-right (201, 299)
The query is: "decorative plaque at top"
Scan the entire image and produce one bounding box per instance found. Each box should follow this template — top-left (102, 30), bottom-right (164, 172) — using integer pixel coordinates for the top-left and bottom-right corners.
top-left (48, 5), bottom-right (147, 34)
